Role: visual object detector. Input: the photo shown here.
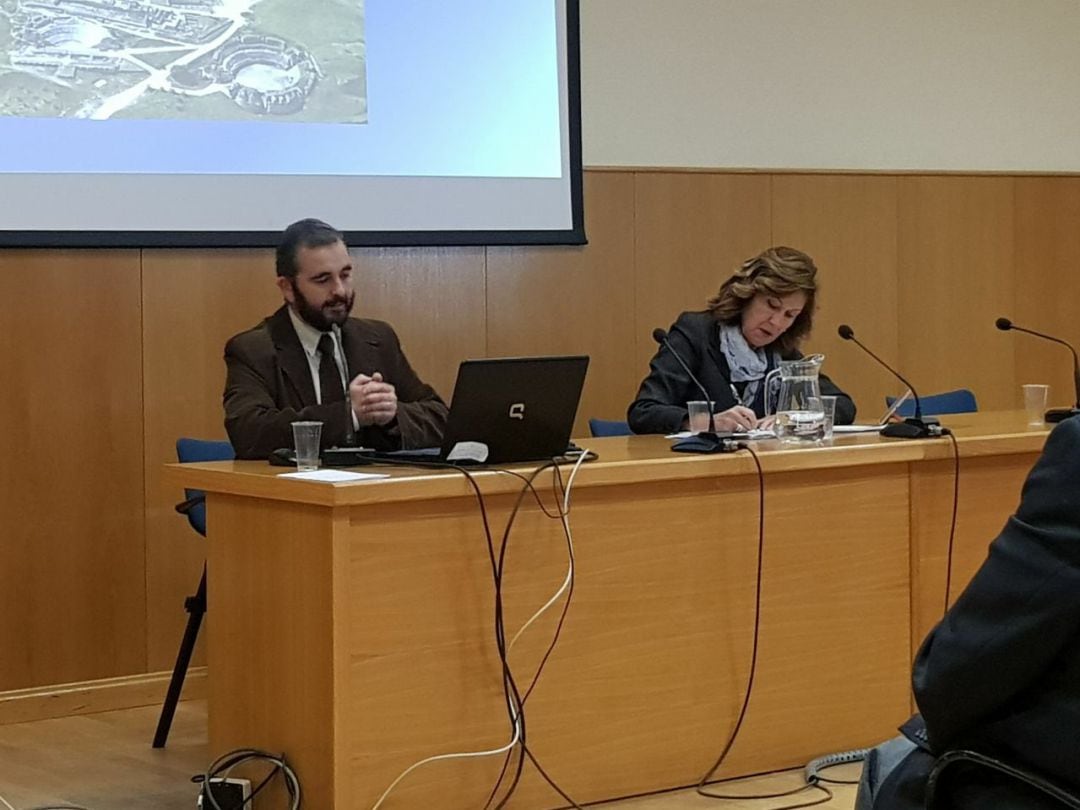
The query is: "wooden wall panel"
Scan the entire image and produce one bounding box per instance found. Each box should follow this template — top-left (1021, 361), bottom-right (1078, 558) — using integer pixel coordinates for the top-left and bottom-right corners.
top-left (0, 250), bottom-right (145, 690)
top-left (897, 177), bottom-right (1016, 410)
top-left (1014, 178), bottom-right (1080, 411)
top-left (772, 174), bottom-right (900, 420)
top-left (633, 173), bottom-right (772, 386)
top-left (487, 172), bottom-right (637, 431)
top-left (352, 247), bottom-right (486, 404)
top-left (8, 169), bottom-right (1080, 704)
top-left (141, 249), bottom-right (280, 670)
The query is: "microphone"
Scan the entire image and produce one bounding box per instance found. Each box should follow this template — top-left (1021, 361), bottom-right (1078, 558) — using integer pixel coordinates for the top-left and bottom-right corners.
top-left (995, 317), bottom-right (1080, 423)
top-left (837, 324), bottom-right (942, 439)
top-left (652, 327), bottom-right (734, 452)
top-left (652, 327), bottom-right (716, 414)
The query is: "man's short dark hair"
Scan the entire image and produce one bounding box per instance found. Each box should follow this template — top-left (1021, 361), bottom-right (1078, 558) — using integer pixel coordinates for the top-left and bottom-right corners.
top-left (276, 218), bottom-right (345, 279)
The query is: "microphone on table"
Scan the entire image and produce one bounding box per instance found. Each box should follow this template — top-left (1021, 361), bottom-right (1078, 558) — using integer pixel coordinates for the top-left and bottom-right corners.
top-left (837, 324), bottom-right (943, 439)
top-left (652, 327), bottom-right (735, 453)
top-left (995, 317), bottom-right (1080, 423)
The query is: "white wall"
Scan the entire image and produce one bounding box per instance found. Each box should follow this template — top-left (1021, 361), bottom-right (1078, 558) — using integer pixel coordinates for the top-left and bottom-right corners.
top-left (579, 0), bottom-right (1080, 171)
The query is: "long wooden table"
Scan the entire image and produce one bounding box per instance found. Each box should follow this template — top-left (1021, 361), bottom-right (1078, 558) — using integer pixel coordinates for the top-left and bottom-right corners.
top-left (167, 411), bottom-right (1049, 809)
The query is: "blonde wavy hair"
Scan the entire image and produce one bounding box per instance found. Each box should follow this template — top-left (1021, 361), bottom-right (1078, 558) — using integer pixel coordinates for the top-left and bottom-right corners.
top-left (706, 246), bottom-right (818, 354)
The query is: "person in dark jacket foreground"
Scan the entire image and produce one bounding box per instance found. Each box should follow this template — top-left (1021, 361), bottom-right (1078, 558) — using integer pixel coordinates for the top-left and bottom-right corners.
top-left (857, 416), bottom-right (1080, 810)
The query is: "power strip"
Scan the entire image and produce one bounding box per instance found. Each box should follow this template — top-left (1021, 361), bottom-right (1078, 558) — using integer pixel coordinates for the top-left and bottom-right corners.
top-left (197, 777), bottom-right (252, 809)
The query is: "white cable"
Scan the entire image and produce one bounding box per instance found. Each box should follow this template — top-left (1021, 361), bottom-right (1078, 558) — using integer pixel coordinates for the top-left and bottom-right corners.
top-left (369, 451), bottom-right (590, 810)
top-left (508, 449), bottom-right (587, 651)
top-left (0, 793), bottom-right (14, 810)
top-left (369, 711), bottom-right (522, 810)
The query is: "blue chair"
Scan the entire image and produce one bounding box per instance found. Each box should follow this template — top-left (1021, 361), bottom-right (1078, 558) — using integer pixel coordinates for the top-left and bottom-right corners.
top-left (886, 388), bottom-right (978, 418)
top-left (589, 418), bottom-right (632, 437)
top-left (153, 438), bottom-right (234, 749)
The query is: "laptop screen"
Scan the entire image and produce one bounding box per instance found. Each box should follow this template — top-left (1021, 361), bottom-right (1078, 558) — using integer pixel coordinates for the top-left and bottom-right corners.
top-left (441, 355), bottom-right (589, 463)
top-left (880, 388), bottom-right (913, 424)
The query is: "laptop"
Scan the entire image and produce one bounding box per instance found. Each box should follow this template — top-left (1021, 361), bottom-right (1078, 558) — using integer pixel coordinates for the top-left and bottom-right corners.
top-left (327, 355), bottom-right (590, 465)
top-left (828, 388), bottom-right (914, 434)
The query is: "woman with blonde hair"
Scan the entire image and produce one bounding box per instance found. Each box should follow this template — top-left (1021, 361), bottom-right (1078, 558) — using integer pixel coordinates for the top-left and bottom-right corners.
top-left (628, 246), bottom-right (855, 434)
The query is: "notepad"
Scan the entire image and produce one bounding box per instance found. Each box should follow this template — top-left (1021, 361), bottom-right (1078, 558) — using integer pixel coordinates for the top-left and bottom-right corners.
top-left (832, 425), bottom-right (886, 434)
top-left (666, 429), bottom-right (776, 440)
top-left (277, 470), bottom-right (390, 482)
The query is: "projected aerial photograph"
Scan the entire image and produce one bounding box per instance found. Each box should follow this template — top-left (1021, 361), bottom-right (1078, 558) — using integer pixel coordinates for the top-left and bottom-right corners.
top-left (0, 0), bottom-right (366, 122)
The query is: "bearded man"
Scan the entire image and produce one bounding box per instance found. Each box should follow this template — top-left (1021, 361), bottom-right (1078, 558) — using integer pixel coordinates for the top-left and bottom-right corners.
top-left (223, 218), bottom-right (448, 458)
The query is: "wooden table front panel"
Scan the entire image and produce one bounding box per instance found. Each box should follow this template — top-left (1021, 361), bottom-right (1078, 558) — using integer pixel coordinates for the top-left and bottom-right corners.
top-left (909, 453), bottom-right (1039, 655)
top-left (290, 465), bottom-right (913, 808)
top-left (183, 414), bottom-right (1049, 809)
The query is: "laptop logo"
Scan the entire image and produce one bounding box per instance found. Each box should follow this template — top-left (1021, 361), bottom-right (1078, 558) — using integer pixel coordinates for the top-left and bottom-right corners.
top-left (508, 402), bottom-right (525, 420)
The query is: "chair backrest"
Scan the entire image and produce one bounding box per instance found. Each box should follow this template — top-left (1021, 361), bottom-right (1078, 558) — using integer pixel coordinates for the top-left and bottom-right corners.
top-left (176, 438), bottom-right (235, 537)
top-left (885, 388), bottom-right (978, 418)
top-left (588, 418), bottom-right (632, 437)
top-left (926, 749), bottom-right (1080, 809)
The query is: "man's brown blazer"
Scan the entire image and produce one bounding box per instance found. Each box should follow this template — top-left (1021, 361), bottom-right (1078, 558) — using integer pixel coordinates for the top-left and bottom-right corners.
top-left (224, 305), bottom-right (448, 458)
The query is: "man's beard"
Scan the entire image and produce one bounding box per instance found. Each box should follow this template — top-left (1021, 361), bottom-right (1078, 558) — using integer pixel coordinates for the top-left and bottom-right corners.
top-left (291, 281), bottom-right (354, 331)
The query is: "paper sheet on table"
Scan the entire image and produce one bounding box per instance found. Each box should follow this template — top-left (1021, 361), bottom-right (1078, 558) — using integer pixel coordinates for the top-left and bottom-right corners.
top-left (277, 469), bottom-right (390, 482)
top-left (666, 429), bottom-right (776, 440)
top-left (832, 425), bottom-right (886, 434)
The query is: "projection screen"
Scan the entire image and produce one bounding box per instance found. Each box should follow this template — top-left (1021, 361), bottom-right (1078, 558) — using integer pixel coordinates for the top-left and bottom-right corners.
top-left (0, 0), bottom-right (584, 247)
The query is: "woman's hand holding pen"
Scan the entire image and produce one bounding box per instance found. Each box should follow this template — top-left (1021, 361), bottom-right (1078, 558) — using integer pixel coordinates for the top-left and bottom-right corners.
top-left (712, 405), bottom-right (759, 432)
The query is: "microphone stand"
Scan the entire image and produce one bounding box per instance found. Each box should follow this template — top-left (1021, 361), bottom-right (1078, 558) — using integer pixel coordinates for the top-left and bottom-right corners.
top-left (837, 325), bottom-right (943, 439)
top-left (652, 328), bottom-right (736, 453)
top-left (1046, 407), bottom-right (1080, 424)
top-left (882, 414), bottom-right (942, 439)
top-left (996, 318), bottom-right (1080, 423)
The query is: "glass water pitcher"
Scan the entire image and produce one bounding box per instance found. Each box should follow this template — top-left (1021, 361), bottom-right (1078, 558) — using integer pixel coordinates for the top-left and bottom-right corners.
top-left (765, 354), bottom-right (826, 443)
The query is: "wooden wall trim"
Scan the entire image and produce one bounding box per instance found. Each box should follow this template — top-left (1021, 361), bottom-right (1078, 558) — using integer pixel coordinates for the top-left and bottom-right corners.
top-left (0, 669), bottom-right (207, 726)
top-left (586, 165), bottom-right (1080, 178)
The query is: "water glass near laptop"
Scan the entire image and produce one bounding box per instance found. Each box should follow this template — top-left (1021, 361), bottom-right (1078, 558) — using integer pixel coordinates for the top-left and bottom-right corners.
top-left (291, 421), bottom-right (322, 471)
